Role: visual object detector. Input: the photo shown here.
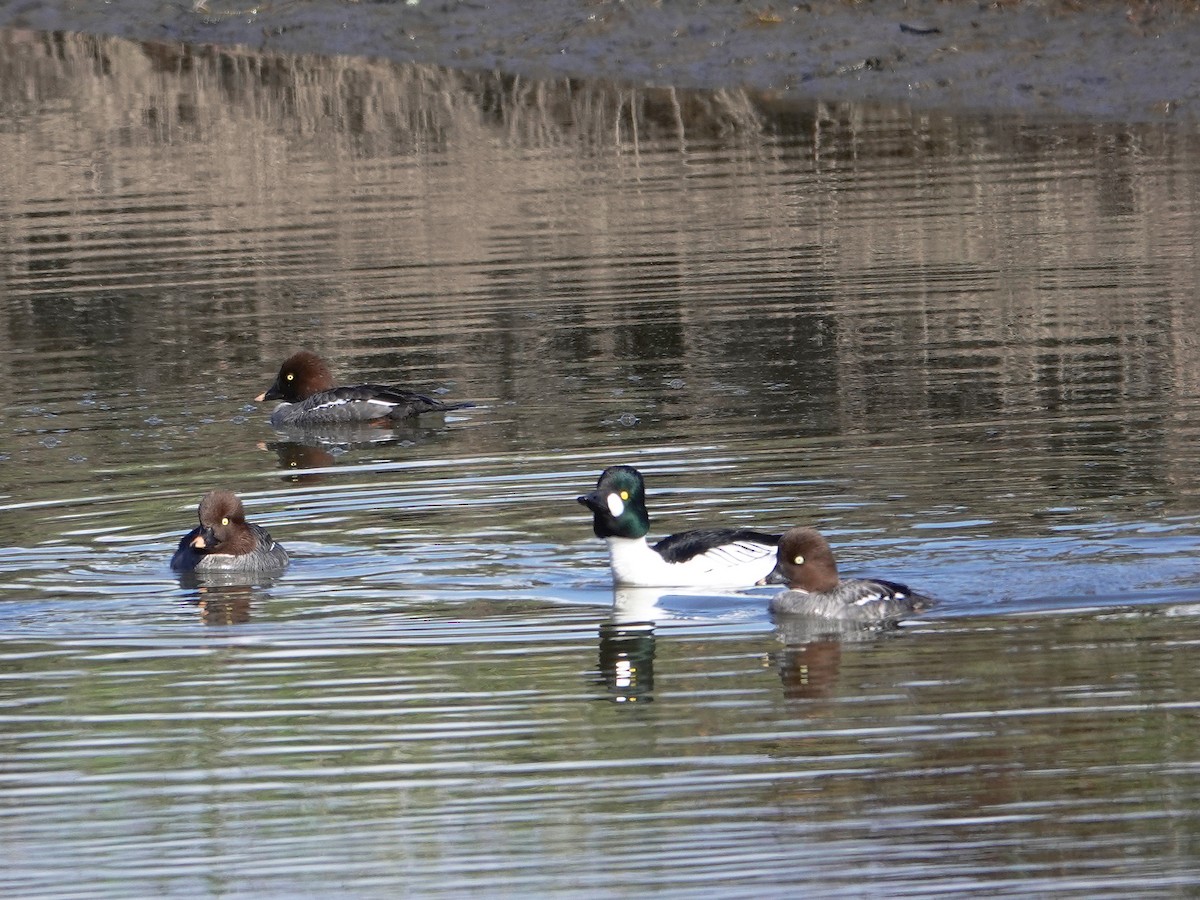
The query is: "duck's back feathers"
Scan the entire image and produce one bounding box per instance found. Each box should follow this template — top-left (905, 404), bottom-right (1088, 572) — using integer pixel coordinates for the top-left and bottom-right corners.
top-left (653, 528), bottom-right (779, 564)
top-left (270, 384), bottom-right (472, 427)
top-left (768, 577), bottom-right (932, 622)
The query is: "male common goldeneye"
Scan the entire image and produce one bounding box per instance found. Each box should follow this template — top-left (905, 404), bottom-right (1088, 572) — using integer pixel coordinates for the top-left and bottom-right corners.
top-left (759, 526), bottom-right (933, 622)
top-left (170, 490), bottom-right (289, 574)
top-left (578, 465), bottom-right (780, 587)
top-left (255, 350), bottom-right (473, 427)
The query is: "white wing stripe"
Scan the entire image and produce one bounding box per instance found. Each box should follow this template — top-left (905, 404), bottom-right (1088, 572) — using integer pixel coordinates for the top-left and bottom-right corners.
top-left (308, 397), bottom-right (396, 413)
top-left (698, 540), bottom-right (776, 567)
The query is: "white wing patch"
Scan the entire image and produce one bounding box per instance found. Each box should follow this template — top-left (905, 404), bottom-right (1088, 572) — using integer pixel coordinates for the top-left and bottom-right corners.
top-left (854, 589), bottom-right (888, 606)
top-left (851, 582), bottom-right (902, 605)
top-left (306, 396), bottom-right (395, 415)
top-left (307, 397), bottom-right (354, 413)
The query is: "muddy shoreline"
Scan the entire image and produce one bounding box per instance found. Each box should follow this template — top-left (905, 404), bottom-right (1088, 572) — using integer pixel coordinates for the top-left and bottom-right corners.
top-left (2, 1), bottom-right (1199, 123)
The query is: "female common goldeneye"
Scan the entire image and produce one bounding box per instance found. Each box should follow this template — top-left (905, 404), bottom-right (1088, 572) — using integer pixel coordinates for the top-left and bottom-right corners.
top-left (759, 526), bottom-right (933, 622)
top-left (578, 465), bottom-right (780, 587)
top-left (170, 490), bottom-right (289, 574)
top-left (255, 350), bottom-right (473, 428)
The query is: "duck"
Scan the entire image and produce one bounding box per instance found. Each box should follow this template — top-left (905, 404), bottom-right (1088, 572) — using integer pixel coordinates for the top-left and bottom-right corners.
top-left (255, 350), bottom-right (473, 428)
top-left (759, 526), bottom-right (933, 622)
top-left (578, 465), bottom-right (779, 587)
top-left (170, 490), bottom-right (289, 574)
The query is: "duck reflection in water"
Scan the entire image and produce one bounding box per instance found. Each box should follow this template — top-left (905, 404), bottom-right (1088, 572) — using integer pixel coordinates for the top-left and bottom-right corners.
top-left (259, 439), bottom-right (337, 484)
top-left (598, 620), bottom-right (656, 703)
top-left (770, 617), bottom-right (869, 700)
top-left (771, 616), bottom-right (934, 700)
top-left (595, 588), bottom-right (669, 703)
top-left (175, 571), bottom-right (286, 626)
top-left (183, 582), bottom-right (254, 625)
top-left (259, 420), bottom-right (462, 483)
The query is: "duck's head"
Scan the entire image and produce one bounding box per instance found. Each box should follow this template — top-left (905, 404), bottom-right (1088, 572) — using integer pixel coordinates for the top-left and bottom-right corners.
top-left (577, 465), bottom-right (651, 540)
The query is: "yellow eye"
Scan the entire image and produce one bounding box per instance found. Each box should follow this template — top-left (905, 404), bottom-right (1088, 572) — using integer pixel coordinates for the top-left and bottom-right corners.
top-left (221, 517), bottom-right (230, 526)
top-left (286, 372), bottom-right (295, 381)
top-left (793, 555), bottom-right (805, 565)
top-left (620, 490), bottom-right (629, 500)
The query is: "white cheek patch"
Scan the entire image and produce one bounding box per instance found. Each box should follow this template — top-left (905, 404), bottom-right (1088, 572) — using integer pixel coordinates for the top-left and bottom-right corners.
top-left (606, 493), bottom-right (625, 517)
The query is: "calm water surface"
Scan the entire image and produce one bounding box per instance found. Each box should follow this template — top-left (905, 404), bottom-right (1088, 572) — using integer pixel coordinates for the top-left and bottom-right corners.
top-left (3, 30), bottom-right (1200, 897)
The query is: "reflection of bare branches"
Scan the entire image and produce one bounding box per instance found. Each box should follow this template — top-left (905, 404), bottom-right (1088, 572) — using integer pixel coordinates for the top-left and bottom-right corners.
top-left (3, 25), bottom-right (1199, 497)
top-left (0, 30), bottom-right (768, 152)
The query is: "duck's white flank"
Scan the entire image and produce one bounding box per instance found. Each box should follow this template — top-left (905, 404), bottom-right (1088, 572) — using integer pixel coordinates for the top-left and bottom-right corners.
top-left (606, 536), bottom-right (777, 588)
